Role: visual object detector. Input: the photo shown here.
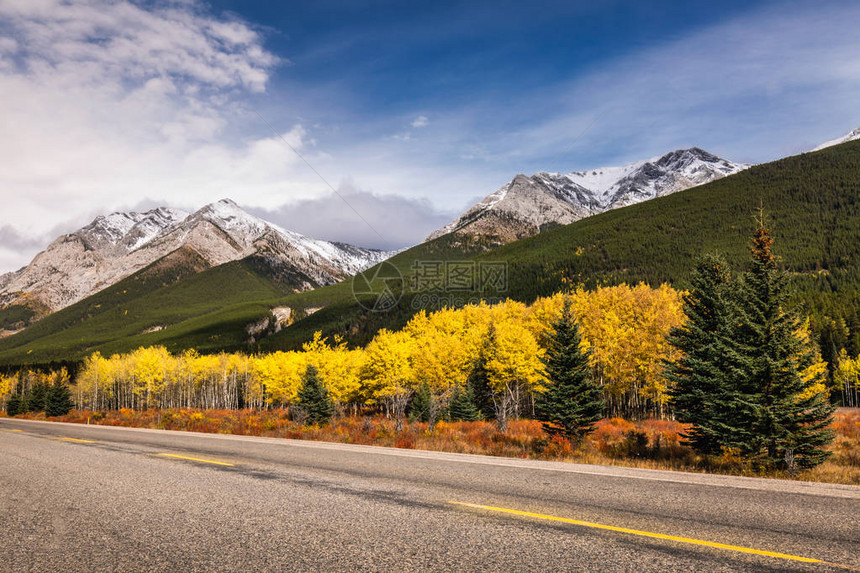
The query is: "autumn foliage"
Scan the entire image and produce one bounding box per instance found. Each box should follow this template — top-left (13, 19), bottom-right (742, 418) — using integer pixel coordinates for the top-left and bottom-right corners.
top-left (50, 283), bottom-right (693, 420)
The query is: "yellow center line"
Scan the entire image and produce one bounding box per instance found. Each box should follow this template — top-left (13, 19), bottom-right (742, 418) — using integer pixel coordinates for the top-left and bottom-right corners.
top-left (57, 437), bottom-right (96, 443)
top-left (155, 453), bottom-right (234, 467)
top-left (449, 501), bottom-right (856, 569)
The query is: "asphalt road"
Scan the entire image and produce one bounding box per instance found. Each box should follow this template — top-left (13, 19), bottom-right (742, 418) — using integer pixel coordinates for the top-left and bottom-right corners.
top-left (1, 418), bottom-right (858, 572)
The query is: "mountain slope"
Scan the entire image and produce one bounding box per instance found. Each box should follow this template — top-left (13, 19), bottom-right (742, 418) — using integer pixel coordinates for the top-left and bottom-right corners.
top-left (0, 249), bottom-right (303, 363)
top-left (428, 148), bottom-right (747, 243)
top-left (0, 199), bottom-right (392, 332)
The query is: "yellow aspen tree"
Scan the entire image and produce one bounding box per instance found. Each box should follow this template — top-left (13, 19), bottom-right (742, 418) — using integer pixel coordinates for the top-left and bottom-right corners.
top-left (303, 332), bottom-right (364, 409)
top-left (789, 319), bottom-right (832, 403)
top-left (362, 328), bottom-right (415, 430)
top-left (484, 317), bottom-right (544, 431)
top-left (405, 310), bottom-right (474, 427)
top-left (0, 374), bottom-right (14, 412)
top-left (834, 349), bottom-right (860, 407)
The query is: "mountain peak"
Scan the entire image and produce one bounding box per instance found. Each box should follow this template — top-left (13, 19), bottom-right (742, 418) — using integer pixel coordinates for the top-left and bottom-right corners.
top-left (813, 126), bottom-right (860, 151)
top-left (427, 147), bottom-right (747, 243)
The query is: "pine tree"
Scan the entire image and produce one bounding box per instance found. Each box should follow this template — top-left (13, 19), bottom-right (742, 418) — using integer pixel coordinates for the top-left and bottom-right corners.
top-left (466, 341), bottom-right (495, 420)
top-left (666, 254), bottom-right (754, 454)
top-left (6, 393), bottom-right (21, 417)
top-left (27, 381), bottom-right (48, 413)
top-left (448, 385), bottom-right (481, 422)
top-left (535, 298), bottom-right (604, 441)
top-left (409, 383), bottom-right (431, 423)
top-left (296, 364), bottom-right (334, 426)
top-left (732, 218), bottom-right (834, 469)
top-left (46, 380), bottom-right (73, 417)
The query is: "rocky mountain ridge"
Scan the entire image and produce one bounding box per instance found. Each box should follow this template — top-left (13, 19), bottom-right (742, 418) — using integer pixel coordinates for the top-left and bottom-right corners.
top-left (428, 147), bottom-right (748, 243)
top-left (0, 199), bottom-right (393, 323)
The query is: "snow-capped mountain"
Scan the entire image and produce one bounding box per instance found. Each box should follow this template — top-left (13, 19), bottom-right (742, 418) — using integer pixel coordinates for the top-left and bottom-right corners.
top-left (813, 126), bottom-right (860, 151)
top-left (0, 199), bottom-right (393, 319)
top-left (428, 148), bottom-right (748, 243)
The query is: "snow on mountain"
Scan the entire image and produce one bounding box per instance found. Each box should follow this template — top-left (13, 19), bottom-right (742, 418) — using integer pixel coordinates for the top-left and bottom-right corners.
top-left (813, 126), bottom-right (860, 151)
top-left (428, 148), bottom-right (748, 243)
top-left (0, 199), bottom-right (394, 319)
top-left (80, 207), bottom-right (190, 253)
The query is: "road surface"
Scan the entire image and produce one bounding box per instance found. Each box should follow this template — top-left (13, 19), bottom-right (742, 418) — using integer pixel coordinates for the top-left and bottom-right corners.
top-left (1, 418), bottom-right (858, 572)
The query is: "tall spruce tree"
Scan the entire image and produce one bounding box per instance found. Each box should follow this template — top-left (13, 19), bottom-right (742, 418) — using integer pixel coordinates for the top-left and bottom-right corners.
top-left (448, 385), bottom-right (481, 422)
top-left (296, 364), bottom-right (334, 426)
top-left (535, 298), bottom-right (604, 441)
top-left (732, 218), bottom-right (834, 469)
top-left (666, 254), bottom-right (754, 454)
top-left (46, 379), bottom-right (73, 417)
top-left (6, 393), bottom-right (21, 416)
top-left (27, 380), bottom-right (48, 413)
top-left (466, 337), bottom-right (495, 420)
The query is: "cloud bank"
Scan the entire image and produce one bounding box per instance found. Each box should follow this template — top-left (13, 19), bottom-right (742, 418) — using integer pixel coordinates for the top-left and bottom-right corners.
top-left (248, 183), bottom-right (456, 251)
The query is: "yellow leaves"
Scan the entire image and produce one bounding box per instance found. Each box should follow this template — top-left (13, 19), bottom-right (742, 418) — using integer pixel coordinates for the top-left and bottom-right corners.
top-left (793, 318), bottom-right (831, 401)
top-left (362, 328), bottom-right (415, 402)
top-left (406, 308), bottom-right (480, 397)
top-left (834, 349), bottom-right (860, 391)
top-left (250, 351), bottom-right (306, 405)
top-left (484, 318), bottom-right (544, 395)
top-left (0, 374), bottom-right (15, 403)
top-left (303, 331), bottom-right (364, 405)
top-left (551, 283), bottom-right (685, 405)
top-left (70, 283), bottom-right (689, 414)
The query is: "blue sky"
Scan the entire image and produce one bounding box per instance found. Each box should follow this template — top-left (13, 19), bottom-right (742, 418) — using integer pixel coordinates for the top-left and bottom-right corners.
top-left (0, 0), bottom-right (859, 271)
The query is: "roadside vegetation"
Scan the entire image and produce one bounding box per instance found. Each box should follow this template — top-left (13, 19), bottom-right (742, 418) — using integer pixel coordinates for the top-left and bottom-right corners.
top-left (6, 408), bottom-right (859, 485)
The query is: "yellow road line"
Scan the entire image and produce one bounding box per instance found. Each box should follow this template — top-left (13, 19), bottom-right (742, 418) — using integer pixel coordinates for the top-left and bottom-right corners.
top-left (449, 501), bottom-right (853, 568)
top-left (156, 453), bottom-right (234, 467)
top-left (57, 437), bottom-right (96, 443)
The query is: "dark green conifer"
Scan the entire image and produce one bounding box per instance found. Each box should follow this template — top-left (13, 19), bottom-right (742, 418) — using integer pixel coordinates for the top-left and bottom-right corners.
top-left (466, 335), bottom-right (495, 419)
top-left (535, 298), bottom-right (604, 441)
top-left (46, 379), bottom-right (73, 417)
top-left (409, 383), bottom-right (431, 422)
top-left (296, 364), bottom-right (334, 426)
top-left (6, 393), bottom-right (21, 417)
top-left (27, 380), bottom-right (48, 413)
top-left (448, 385), bottom-right (481, 422)
top-left (732, 219), bottom-right (834, 469)
top-left (666, 254), bottom-right (753, 454)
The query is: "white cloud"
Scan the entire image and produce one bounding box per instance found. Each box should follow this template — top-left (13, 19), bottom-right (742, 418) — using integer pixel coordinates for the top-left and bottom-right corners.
top-left (0, 0), bottom-right (327, 271)
top-left (411, 115), bottom-right (429, 128)
top-left (248, 181), bottom-right (457, 251)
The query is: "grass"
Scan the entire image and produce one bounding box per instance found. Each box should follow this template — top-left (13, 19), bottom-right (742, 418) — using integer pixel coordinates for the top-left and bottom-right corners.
top-left (11, 407), bottom-right (860, 486)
